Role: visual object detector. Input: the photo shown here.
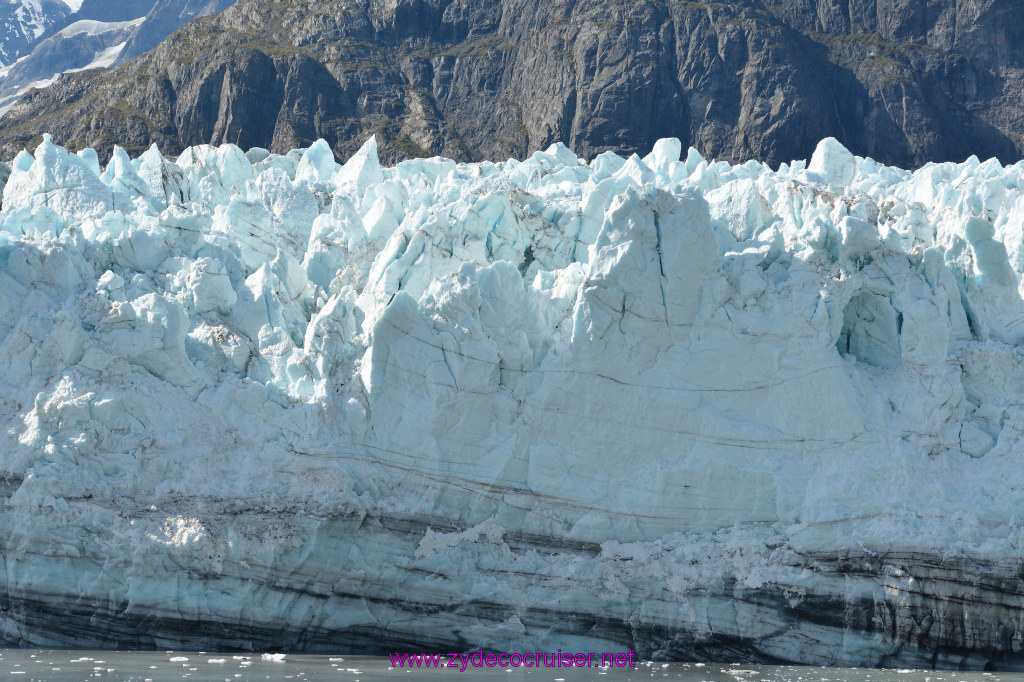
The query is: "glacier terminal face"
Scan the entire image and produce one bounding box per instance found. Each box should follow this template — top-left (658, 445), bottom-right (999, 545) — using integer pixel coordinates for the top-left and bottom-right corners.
top-left (2, 134), bottom-right (1024, 668)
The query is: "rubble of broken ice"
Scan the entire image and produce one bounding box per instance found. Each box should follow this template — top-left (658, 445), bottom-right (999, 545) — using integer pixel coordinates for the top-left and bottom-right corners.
top-left (2, 133), bottom-right (1024, 668)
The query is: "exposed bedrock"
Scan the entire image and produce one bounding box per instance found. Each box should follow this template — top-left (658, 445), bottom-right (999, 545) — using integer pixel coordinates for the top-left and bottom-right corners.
top-left (1, 0), bottom-right (1023, 167)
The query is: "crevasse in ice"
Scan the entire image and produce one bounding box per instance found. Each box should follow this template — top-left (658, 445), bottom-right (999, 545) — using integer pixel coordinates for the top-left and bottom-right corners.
top-left (1, 133), bottom-right (1023, 665)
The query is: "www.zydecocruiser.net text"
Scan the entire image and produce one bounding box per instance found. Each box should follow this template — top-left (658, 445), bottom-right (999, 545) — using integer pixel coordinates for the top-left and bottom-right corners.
top-left (389, 650), bottom-right (637, 672)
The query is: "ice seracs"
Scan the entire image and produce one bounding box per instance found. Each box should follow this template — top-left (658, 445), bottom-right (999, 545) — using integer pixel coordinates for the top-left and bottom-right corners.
top-left (2, 134), bottom-right (1024, 668)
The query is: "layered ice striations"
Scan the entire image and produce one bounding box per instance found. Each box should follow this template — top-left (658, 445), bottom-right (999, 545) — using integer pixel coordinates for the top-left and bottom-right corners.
top-left (3, 133), bottom-right (1024, 667)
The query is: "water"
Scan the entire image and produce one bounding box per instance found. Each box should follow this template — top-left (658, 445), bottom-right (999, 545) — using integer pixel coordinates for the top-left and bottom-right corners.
top-left (0, 652), bottom-right (1022, 682)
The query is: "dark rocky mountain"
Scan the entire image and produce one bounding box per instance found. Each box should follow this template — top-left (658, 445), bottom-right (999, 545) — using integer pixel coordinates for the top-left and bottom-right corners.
top-left (0, 0), bottom-right (1021, 168)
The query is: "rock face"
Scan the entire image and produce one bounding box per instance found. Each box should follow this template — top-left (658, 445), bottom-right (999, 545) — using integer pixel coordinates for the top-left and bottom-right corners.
top-left (0, 0), bottom-right (1021, 167)
top-left (116, 0), bottom-right (237, 63)
top-left (3, 134), bottom-right (1024, 668)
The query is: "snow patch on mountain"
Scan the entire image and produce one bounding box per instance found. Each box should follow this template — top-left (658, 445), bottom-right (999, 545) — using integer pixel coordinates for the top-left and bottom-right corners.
top-left (14, 0), bottom-right (48, 40)
top-left (0, 15), bottom-right (141, 113)
top-left (67, 41), bottom-right (124, 70)
top-left (0, 0), bottom-right (69, 65)
top-left (57, 17), bottom-right (144, 38)
top-left (0, 1), bottom-right (235, 115)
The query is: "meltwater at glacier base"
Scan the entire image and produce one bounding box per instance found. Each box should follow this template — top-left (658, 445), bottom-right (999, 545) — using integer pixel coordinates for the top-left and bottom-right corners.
top-left (1, 132), bottom-right (1024, 669)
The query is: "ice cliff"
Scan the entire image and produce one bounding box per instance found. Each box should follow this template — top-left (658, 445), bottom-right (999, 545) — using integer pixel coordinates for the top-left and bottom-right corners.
top-left (2, 134), bottom-right (1024, 668)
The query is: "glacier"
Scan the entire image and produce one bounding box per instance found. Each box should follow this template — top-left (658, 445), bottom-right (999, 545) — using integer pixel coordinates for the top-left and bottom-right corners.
top-left (1, 133), bottom-right (1024, 668)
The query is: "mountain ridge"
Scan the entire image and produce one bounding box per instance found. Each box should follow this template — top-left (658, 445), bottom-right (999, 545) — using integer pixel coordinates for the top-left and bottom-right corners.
top-left (0, 0), bottom-right (1021, 167)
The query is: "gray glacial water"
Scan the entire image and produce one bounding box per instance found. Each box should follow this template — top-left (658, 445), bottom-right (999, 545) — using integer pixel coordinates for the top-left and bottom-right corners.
top-left (0, 652), bottom-right (1022, 682)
